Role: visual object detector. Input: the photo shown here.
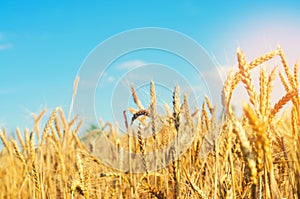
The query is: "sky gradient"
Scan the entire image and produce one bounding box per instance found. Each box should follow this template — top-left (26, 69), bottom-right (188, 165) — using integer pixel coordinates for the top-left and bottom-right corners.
top-left (1, 1), bottom-right (300, 134)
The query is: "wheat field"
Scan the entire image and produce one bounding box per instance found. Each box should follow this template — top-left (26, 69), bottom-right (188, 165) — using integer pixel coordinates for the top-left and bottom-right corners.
top-left (1, 46), bottom-right (300, 198)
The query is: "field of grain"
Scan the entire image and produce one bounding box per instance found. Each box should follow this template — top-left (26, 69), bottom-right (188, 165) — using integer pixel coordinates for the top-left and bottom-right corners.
top-left (1, 47), bottom-right (300, 198)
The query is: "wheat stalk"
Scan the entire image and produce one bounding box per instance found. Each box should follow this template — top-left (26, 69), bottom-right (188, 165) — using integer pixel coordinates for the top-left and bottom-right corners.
top-left (137, 124), bottom-right (148, 175)
top-left (232, 118), bottom-right (257, 198)
top-left (183, 167), bottom-right (208, 199)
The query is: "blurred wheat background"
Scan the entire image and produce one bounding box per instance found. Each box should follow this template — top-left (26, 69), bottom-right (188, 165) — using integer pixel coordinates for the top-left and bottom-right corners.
top-left (1, 47), bottom-right (300, 198)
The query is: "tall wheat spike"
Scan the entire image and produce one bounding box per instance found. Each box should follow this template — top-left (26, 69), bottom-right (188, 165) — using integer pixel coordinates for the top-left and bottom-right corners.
top-left (131, 84), bottom-right (145, 110)
top-left (137, 124), bottom-right (148, 175)
top-left (10, 139), bottom-right (26, 167)
top-left (150, 81), bottom-right (157, 137)
top-left (294, 61), bottom-right (299, 89)
top-left (259, 66), bottom-right (267, 117)
top-left (237, 49), bottom-right (259, 112)
top-left (265, 67), bottom-right (277, 116)
top-left (172, 85), bottom-right (180, 199)
top-left (32, 109), bottom-right (46, 139)
top-left (278, 46), bottom-right (296, 88)
top-left (269, 90), bottom-right (297, 121)
top-left (41, 108), bottom-right (58, 144)
top-left (16, 128), bottom-right (26, 150)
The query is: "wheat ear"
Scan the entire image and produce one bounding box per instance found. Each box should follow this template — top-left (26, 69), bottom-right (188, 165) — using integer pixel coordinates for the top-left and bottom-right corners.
top-left (32, 109), bottom-right (46, 139)
top-left (265, 67), bottom-right (277, 116)
top-left (237, 49), bottom-right (259, 111)
top-left (41, 108), bottom-right (58, 144)
top-left (269, 90), bottom-right (297, 121)
top-left (150, 81), bottom-right (157, 139)
top-left (10, 139), bottom-right (26, 167)
top-left (140, 181), bottom-right (166, 199)
top-left (172, 85), bottom-right (180, 199)
top-left (259, 66), bottom-right (267, 117)
top-left (16, 128), bottom-right (26, 150)
top-left (137, 124), bottom-right (148, 175)
top-left (131, 84), bottom-right (144, 109)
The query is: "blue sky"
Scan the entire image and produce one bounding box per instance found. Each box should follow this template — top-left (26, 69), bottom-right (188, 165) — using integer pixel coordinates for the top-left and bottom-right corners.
top-left (1, 1), bottom-right (300, 134)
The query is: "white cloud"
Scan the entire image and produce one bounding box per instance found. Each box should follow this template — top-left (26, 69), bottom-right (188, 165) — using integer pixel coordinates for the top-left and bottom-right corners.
top-left (117, 60), bottom-right (147, 70)
top-left (0, 119), bottom-right (5, 128)
top-left (0, 33), bottom-right (13, 50)
top-left (0, 43), bottom-right (12, 50)
top-left (106, 76), bottom-right (115, 83)
top-left (102, 72), bottom-right (116, 83)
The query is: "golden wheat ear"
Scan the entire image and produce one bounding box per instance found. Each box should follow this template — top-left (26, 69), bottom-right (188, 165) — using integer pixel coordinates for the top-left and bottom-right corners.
top-left (131, 84), bottom-right (145, 110)
top-left (32, 109), bottom-right (46, 139)
top-left (150, 81), bottom-right (157, 139)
